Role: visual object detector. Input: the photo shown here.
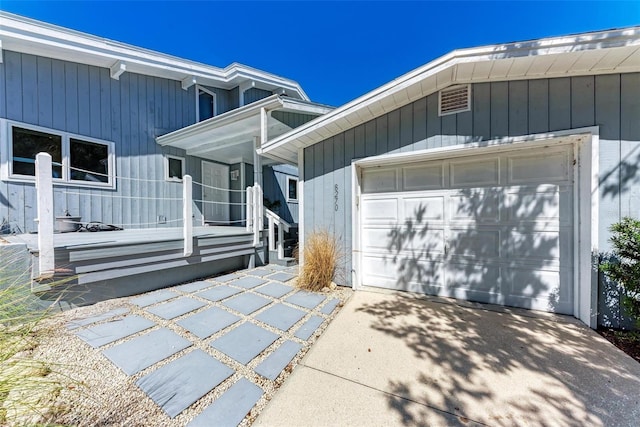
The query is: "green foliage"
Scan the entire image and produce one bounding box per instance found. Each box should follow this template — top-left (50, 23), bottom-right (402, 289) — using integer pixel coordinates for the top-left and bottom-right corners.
top-left (600, 217), bottom-right (640, 328)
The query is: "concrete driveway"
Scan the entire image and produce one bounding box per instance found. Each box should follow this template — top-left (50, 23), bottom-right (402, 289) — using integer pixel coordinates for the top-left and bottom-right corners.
top-left (256, 289), bottom-right (640, 427)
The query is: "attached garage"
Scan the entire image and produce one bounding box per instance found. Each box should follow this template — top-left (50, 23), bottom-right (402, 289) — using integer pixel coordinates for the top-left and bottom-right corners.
top-left (357, 143), bottom-right (575, 314)
top-left (260, 27), bottom-right (640, 328)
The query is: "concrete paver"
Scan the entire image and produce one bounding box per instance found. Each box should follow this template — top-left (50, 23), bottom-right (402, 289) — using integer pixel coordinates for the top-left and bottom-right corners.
top-left (67, 307), bottom-right (129, 330)
top-left (231, 276), bottom-right (267, 289)
top-left (177, 307), bottom-right (240, 339)
top-left (210, 322), bottom-right (279, 365)
top-left (255, 303), bottom-right (306, 331)
top-left (102, 328), bottom-right (191, 375)
top-left (137, 349), bottom-right (234, 418)
top-left (320, 298), bottom-right (340, 315)
top-left (255, 282), bottom-right (293, 298)
top-left (266, 272), bottom-right (295, 283)
top-left (69, 265), bottom-right (344, 424)
top-left (293, 315), bottom-right (324, 340)
top-left (130, 289), bottom-right (178, 307)
top-left (222, 293), bottom-right (271, 315)
top-left (188, 379), bottom-right (263, 427)
top-left (75, 315), bottom-right (155, 348)
top-left (174, 281), bottom-right (213, 293)
top-left (197, 285), bottom-right (241, 302)
top-left (285, 291), bottom-right (325, 309)
top-left (255, 340), bottom-right (301, 380)
top-left (146, 297), bottom-right (207, 320)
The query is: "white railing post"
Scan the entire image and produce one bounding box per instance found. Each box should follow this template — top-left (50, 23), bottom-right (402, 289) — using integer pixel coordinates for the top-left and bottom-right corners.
top-left (278, 222), bottom-right (285, 259)
top-left (246, 186), bottom-right (253, 232)
top-left (183, 174), bottom-right (193, 257)
top-left (35, 153), bottom-right (55, 279)
top-left (253, 185), bottom-right (261, 246)
top-left (268, 216), bottom-right (275, 251)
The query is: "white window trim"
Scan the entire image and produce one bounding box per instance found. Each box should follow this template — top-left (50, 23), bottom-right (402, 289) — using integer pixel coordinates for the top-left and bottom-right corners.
top-left (0, 119), bottom-right (116, 189)
top-left (164, 154), bottom-right (185, 182)
top-left (195, 85), bottom-right (217, 122)
top-left (286, 176), bottom-right (299, 203)
top-left (438, 84), bottom-right (471, 117)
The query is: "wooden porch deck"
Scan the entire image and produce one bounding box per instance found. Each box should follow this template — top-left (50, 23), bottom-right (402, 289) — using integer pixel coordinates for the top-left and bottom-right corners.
top-left (3, 226), bottom-right (262, 307)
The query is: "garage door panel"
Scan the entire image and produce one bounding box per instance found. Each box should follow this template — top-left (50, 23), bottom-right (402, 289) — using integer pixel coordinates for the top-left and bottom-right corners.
top-left (362, 169), bottom-right (398, 193)
top-left (362, 254), bottom-right (444, 291)
top-left (446, 263), bottom-right (501, 295)
top-left (403, 196), bottom-right (444, 222)
top-left (507, 231), bottom-right (561, 263)
top-left (362, 198), bottom-right (398, 221)
top-left (504, 268), bottom-right (572, 314)
top-left (362, 227), bottom-right (445, 255)
top-left (508, 150), bottom-right (570, 184)
top-left (449, 228), bottom-right (501, 258)
top-left (451, 158), bottom-right (500, 187)
top-left (450, 192), bottom-right (501, 222)
top-left (403, 164), bottom-right (444, 191)
top-left (507, 188), bottom-right (561, 223)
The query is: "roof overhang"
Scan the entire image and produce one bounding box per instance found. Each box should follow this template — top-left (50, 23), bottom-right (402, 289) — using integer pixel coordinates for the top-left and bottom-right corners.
top-left (0, 12), bottom-right (309, 100)
top-left (259, 26), bottom-right (640, 164)
top-left (156, 95), bottom-right (333, 164)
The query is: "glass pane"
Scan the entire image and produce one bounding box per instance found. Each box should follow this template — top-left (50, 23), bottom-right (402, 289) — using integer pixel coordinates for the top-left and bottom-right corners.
top-left (199, 91), bottom-right (214, 121)
top-left (288, 179), bottom-right (297, 200)
top-left (168, 157), bottom-right (183, 179)
top-left (70, 138), bottom-right (109, 183)
top-left (12, 127), bottom-right (62, 177)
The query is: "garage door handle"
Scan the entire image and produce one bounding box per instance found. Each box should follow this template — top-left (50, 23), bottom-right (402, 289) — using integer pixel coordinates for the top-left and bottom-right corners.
top-left (444, 242), bottom-right (449, 256)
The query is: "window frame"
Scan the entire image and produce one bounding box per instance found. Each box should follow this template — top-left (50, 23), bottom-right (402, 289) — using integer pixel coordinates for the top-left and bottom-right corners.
top-left (286, 176), bottom-right (299, 203)
top-left (195, 85), bottom-right (217, 122)
top-left (0, 119), bottom-right (116, 189)
top-left (164, 154), bottom-right (185, 182)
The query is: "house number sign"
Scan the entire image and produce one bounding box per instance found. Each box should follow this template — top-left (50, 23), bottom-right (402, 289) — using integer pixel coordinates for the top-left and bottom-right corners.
top-left (334, 184), bottom-right (339, 211)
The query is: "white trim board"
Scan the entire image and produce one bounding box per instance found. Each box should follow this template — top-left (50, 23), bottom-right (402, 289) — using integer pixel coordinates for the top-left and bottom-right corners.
top-left (350, 127), bottom-right (599, 328)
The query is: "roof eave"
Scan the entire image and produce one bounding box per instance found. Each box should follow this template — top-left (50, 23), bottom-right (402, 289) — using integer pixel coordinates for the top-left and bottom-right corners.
top-left (259, 26), bottom-right (640, 162)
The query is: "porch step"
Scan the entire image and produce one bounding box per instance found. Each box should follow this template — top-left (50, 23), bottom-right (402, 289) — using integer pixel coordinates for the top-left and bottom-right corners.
top-left (268, 251), bottom-right (297, 267)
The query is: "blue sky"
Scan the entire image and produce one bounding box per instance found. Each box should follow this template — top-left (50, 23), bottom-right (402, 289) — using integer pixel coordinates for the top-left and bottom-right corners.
top-left (1, 1), bottom-right (639, 106)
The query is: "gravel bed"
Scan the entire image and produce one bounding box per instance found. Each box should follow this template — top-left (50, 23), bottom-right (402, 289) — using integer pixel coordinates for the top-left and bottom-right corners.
top-left (11, 271), bottom-right (353, 427)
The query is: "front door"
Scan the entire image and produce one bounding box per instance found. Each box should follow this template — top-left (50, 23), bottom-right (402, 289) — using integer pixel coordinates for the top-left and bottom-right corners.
top-left (201, 161), bottom-right (230, 224)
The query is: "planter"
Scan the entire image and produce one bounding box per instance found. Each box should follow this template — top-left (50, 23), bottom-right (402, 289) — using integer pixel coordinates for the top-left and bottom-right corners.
top-left (56, 216), bottom-right (81, 233)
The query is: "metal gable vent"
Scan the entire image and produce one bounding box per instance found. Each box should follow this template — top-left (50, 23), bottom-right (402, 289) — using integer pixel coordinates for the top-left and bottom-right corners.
top-left (438, 84), bottom-right (471, 116)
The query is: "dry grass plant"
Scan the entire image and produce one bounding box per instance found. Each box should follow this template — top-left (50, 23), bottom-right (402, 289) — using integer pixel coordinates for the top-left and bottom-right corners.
top-left (297, 230), bottom-right (341, 292)
top-left (0, 250), bottom-right (73, 425)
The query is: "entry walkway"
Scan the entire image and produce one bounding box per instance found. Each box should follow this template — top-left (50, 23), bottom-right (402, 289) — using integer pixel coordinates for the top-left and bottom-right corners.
top-left (68, 264), bottom-right (342, 426)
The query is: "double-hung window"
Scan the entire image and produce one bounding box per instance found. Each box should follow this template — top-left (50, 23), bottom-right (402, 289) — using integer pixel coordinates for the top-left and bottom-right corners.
top-left (1, 120), bottom-right (115, 188)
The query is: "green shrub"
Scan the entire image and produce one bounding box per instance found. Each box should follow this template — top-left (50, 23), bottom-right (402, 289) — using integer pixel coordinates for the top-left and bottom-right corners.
top-left (600, 217), bottom-right (640, 328)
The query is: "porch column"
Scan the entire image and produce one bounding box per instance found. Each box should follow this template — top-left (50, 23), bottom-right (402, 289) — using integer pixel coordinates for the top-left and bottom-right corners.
top-left (253, 136), bottom-right (263, 188)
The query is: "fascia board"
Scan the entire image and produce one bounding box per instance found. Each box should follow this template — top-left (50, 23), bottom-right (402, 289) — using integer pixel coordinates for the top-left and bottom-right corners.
top-left (261, 26), bottom-right (640, 156)
top-left (0, 11), bottom-right (309, 99)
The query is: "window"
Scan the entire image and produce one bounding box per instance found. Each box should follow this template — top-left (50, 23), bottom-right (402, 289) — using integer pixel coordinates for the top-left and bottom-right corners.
top-left (165, 155), bottom-right (185, 181)
top-left (1, 120), bottom-right (115, 188)
top-left (287, 176), bottom-right (298, 202)
top-left (196, 85), bottom-right (217, 122)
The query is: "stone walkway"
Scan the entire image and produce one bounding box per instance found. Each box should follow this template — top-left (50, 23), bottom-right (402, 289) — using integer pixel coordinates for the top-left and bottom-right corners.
top-left (67, 264), bottom-right (341, 426)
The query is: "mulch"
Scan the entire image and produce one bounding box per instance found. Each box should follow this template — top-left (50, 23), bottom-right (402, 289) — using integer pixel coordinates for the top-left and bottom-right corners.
top-left (597, 328), bottom-right (640, 364)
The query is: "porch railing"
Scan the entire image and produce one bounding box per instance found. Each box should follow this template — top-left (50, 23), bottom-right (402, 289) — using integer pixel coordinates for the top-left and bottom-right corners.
top-left (265, 208), bottom-right (291, 260)
top-left (34, 153), bottom-right (265, 280)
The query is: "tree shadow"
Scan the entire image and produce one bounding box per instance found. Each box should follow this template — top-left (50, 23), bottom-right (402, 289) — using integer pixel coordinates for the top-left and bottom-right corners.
top-left (355, 293), bottom-right (638, 426)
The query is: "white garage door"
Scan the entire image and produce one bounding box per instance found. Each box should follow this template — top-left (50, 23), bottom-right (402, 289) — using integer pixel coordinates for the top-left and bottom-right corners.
top-left (360, 145), bottom-right (574, 314)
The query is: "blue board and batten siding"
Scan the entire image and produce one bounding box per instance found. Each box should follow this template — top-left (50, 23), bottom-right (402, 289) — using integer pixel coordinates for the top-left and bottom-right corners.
top-left (0, 50), bottom-right (247, 233)
top-left (263, 164), bottom-right (299, 224)
top-left (303, 74), bottom-right (640, 327)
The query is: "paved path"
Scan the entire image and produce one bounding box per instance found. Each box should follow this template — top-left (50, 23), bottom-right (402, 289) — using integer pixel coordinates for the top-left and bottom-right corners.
top-left (68, 264), bottom-right (342, 426)
top-left (256, 289), bottom-right (640, 427)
